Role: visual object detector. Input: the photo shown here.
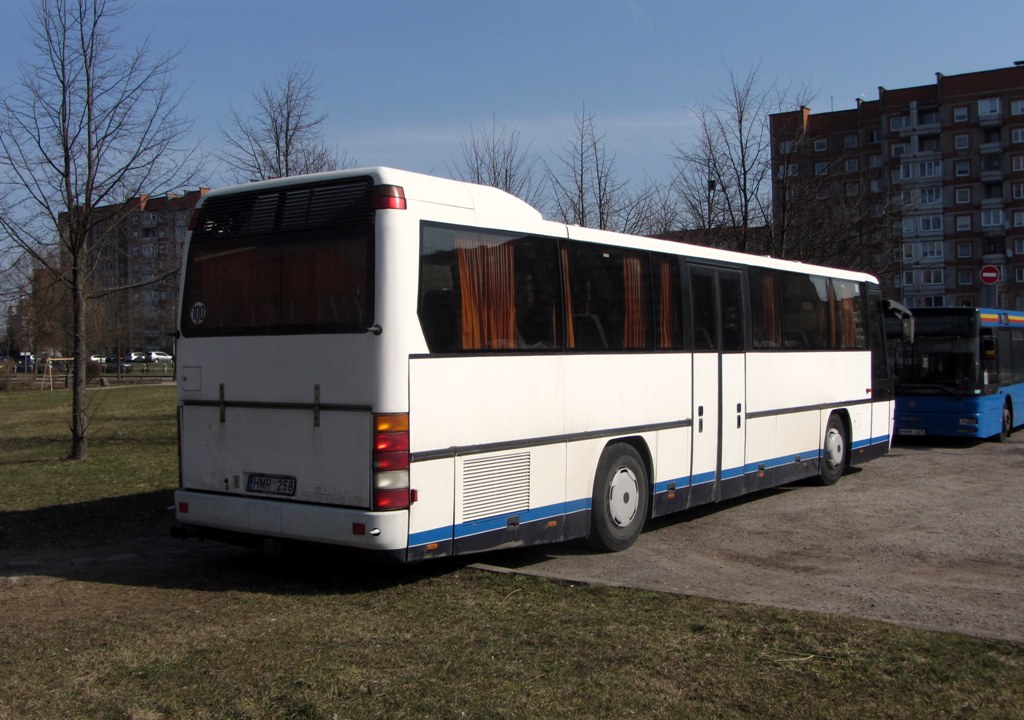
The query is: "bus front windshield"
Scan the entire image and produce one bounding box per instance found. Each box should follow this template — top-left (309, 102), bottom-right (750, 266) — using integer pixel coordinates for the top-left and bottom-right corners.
top-left (896, 336), bottom-right (980, 395)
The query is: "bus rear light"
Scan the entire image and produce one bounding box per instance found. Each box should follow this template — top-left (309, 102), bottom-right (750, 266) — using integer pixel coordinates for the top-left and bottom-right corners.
top-left (373, 451), bottom-right (409, 472)
top-left (178, 501), bottom-right (189, 514)
top-left (371, 185), bottom-right (407, 210)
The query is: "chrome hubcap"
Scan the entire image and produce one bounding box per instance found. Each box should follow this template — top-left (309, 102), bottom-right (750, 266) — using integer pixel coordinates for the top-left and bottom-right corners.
top-left (608, 467), bottom-right (639, 528)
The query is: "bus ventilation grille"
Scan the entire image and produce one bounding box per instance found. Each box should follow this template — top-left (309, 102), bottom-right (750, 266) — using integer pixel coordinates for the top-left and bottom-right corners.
top-left (192, 176), bottom-right (375, 241)
top-left (461, 452), bottom-right (531, 523)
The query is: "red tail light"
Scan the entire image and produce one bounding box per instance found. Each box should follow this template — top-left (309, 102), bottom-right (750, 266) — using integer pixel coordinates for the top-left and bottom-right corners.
top-left (371, 185), bottom-right (407, 210)
top-left (373, 413), bottom-right (411, 509)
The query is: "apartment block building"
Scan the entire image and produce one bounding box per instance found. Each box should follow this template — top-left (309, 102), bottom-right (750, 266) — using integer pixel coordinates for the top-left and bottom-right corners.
top-left (85, 188), bottom-right (208, 356)
top-left (770, 63), bottom-right (1024, 310)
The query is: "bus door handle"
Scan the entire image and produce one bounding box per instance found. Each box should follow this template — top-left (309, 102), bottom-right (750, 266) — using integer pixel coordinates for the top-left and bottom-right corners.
top-left (698, 405), bottom-right (704, 433)
top-left (736, 403), bottom-right (742, 429)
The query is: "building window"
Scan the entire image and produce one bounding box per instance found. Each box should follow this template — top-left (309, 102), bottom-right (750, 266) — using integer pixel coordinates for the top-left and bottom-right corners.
top-left (979, 97), bottom-right (1001, 117)
top-left (922, 269), bottom-right (944, 285)
top-left (981, 209), bottom-right (1004, 227)
top-left (870, 179), bottom-right (883, 193)
top-left (955, 160), bottom-right (970, 177)
top-left (953, 106), bottom-right (969, 122)
top-left (1014, 210), bottom-right (1024, 227)
top-left (955, 188), bottom-right (971, 204)
top-left (956, 215), bottom-right (972, 232)
top-left (1013, 128), bottom-right (1024, 144)
top-left (1014, 155), bottom-right (1024, 172)
top-left (814, 161), bottom-right (828, 176)
top-left (921, 187), bottom-right (942, 204)
top-left (845, 158), bottom-right (859, 173)
top-left (957, 241), bottom-right (972, 257)
top-left (778, 163), bottom-right (798, 178)
top-left (869, 154), bottom-right (882, 169)
top-left (920, 110), bottom-right (940, 125)
top-left (778, 140), bottom-right (793, 153)
top-left (1017, 267), bottom-right (1024, 283)
top-left (900, 163), bottom-right (913, 180)
top-left (870, 129), bottom-right (882, 143)
top-left (920, 216), bottom-right (943, 233)
top-left (1015, 183), bottom-right (1024, 200)
top-left (1017, 239), bottom-right (1024, 254)
top-left (845, 181), bottom-right (860, 196)
top-left (921, 240), bottom-right (943, 258)
top-left (1012, 99), bottom-right (1024, 116)
top-left (958, 270), bottom-right (973, 286)
top-left (902, 218), bottom-right (915, 235)
top-left (918, 160), bottom-right (941, 178)
top-left (903, 270), bottom-right (915, 286)
top-left (902, 243), bottom-right (915, 260)
top-left (890, 115), bottom-right (909, 131)
top-left (891, 143), bottom-right (907, 157)
top-left (922, 295), bottom-right (945, 307)
top-left (844, 133), bottom-right (858, 148)
top-left (813, 138), bottom-right (827, 151)
top-left (954, 134), bottom-right (969, 150)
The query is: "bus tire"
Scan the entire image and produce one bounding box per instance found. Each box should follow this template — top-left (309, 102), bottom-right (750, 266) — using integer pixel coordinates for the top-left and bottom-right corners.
top-left (587, 444), bottom-right (649, 552)
top-left (818, 413), bottom-right (846, 486)
top-left (997, 401), bottom-right (1013, 443)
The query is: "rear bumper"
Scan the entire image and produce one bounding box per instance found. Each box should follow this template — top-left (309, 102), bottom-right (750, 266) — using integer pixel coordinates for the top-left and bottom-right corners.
top-left (173, 490), bottom-right (409, 553)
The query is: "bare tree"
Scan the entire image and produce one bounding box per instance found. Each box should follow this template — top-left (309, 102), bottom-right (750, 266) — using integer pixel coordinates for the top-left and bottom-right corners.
top-left (217, 64), bottom-right (352, 182)
top-left (672, 66), bottom-right (803, 253)
top-left (547, 104), bottom-right (666, 234)
top-left (448, 116), bottom-right (544, 207)
top-left (0, 0), bottom-right (198, 459)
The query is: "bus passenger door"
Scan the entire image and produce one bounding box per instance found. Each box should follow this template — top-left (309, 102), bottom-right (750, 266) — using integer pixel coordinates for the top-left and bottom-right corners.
top-left (689, 266), bottom-right (747, 504)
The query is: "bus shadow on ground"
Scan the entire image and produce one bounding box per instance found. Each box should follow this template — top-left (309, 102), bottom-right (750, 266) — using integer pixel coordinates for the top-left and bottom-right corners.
top-left (0, 491), bottom-right (461, 596)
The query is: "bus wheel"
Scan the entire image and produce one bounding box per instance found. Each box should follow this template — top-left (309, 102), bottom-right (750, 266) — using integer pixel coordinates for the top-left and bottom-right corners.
top-left (587, 444), bottom-right (649, 552)
top-left (818, 414), bottom-right (846, 486)
top-left (997, 402), bottom-right (1013, 442)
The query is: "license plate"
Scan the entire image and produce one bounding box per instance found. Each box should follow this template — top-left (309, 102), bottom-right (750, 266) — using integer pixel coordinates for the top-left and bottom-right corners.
top-left (898, 428), bottom-right (926, 436)
top-left (246, 473), bottom-right (297, 497)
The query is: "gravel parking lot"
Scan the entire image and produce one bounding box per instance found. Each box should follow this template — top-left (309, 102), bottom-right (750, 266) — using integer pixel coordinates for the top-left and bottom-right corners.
top-left (476, 434), bottom-right (1024, 643)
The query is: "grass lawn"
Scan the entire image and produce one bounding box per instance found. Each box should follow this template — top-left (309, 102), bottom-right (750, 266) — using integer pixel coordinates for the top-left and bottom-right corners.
top-left (1, 386), bottom-right (1023, 719)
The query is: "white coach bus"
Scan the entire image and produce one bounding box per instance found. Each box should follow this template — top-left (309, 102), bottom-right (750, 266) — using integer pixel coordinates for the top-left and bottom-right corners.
top-left (171, 167), bottom-right (896, 562)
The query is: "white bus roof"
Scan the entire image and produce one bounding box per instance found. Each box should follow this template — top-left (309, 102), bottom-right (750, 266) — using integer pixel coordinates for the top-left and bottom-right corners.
top-left (198, 166), bottom-right (879, 285)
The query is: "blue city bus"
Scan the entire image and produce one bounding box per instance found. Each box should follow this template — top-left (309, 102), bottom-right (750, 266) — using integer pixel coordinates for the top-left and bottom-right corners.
top-left (893, 307), bottom-right (1024, 440)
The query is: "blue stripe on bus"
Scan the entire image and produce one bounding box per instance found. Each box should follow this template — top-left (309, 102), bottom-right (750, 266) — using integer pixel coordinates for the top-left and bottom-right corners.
top-left (409, 437), bottom-right (893, 549)
top-left (409, 498), bottom-right (590, 547)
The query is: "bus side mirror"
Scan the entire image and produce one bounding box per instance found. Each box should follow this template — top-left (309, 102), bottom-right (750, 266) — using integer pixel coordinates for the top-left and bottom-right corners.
top-left (902, 317), bottom-right (914, 343)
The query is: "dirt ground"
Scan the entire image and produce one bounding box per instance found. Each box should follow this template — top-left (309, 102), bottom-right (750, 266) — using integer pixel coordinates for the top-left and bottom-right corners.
top-left (3, 434), bottom-right (1022, 644)
top-left (475, 433), bottom-right (1024, 643)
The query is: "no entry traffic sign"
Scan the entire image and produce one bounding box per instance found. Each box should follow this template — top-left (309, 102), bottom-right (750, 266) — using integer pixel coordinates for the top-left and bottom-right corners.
top-left (980, 265), bottom-right (1000, 285)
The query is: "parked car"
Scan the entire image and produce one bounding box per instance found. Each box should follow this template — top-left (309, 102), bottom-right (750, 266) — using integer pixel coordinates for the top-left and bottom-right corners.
top-left (89, 354), bottom-right (105, 363)
top-left (130, 352), bottom-right (147, 362)
top-left (147, 351), bottom-right (173, 363)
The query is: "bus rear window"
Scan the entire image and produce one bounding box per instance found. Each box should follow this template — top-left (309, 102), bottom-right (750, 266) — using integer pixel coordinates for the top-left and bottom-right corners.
top-left (181, 226), bottom-right (374, 336)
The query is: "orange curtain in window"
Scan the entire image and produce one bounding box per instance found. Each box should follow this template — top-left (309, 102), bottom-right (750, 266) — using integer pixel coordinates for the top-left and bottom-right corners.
top-left (457, 237), bottom-right (516, 349)
top-left (623, 253), bottom-right (646, 349)
top-left (658, 259), bottom-right (674, 349)
top-left (562, 246), bottom-right (575, 349)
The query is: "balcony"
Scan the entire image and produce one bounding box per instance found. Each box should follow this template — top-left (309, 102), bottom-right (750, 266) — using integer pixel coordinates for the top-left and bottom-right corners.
top-left (979, 113), bottom-right (1003, 128)
top-left (980, 169), bottom-right (1004, 183)
top-left (980, 141), bottom-right (1002, 154)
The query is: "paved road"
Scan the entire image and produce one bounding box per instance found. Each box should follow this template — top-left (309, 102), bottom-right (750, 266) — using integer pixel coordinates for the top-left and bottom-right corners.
top-left (474, 434), bottom-right (1024, 643)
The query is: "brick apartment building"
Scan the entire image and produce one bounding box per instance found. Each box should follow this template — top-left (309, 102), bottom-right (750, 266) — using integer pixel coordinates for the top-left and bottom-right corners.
top-left (770, 62), bottom-right (1024, 310)
top-left (82, 188), bottom-right (208, 357)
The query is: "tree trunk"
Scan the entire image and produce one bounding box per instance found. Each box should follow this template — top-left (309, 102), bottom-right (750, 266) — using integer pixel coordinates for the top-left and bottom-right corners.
top-left (70, 245), bottom-right (88, 460)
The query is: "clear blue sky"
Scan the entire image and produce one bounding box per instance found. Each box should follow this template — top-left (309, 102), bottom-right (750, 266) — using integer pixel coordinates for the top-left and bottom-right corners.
top-left (2, 0), bottom-right (1023, 190)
